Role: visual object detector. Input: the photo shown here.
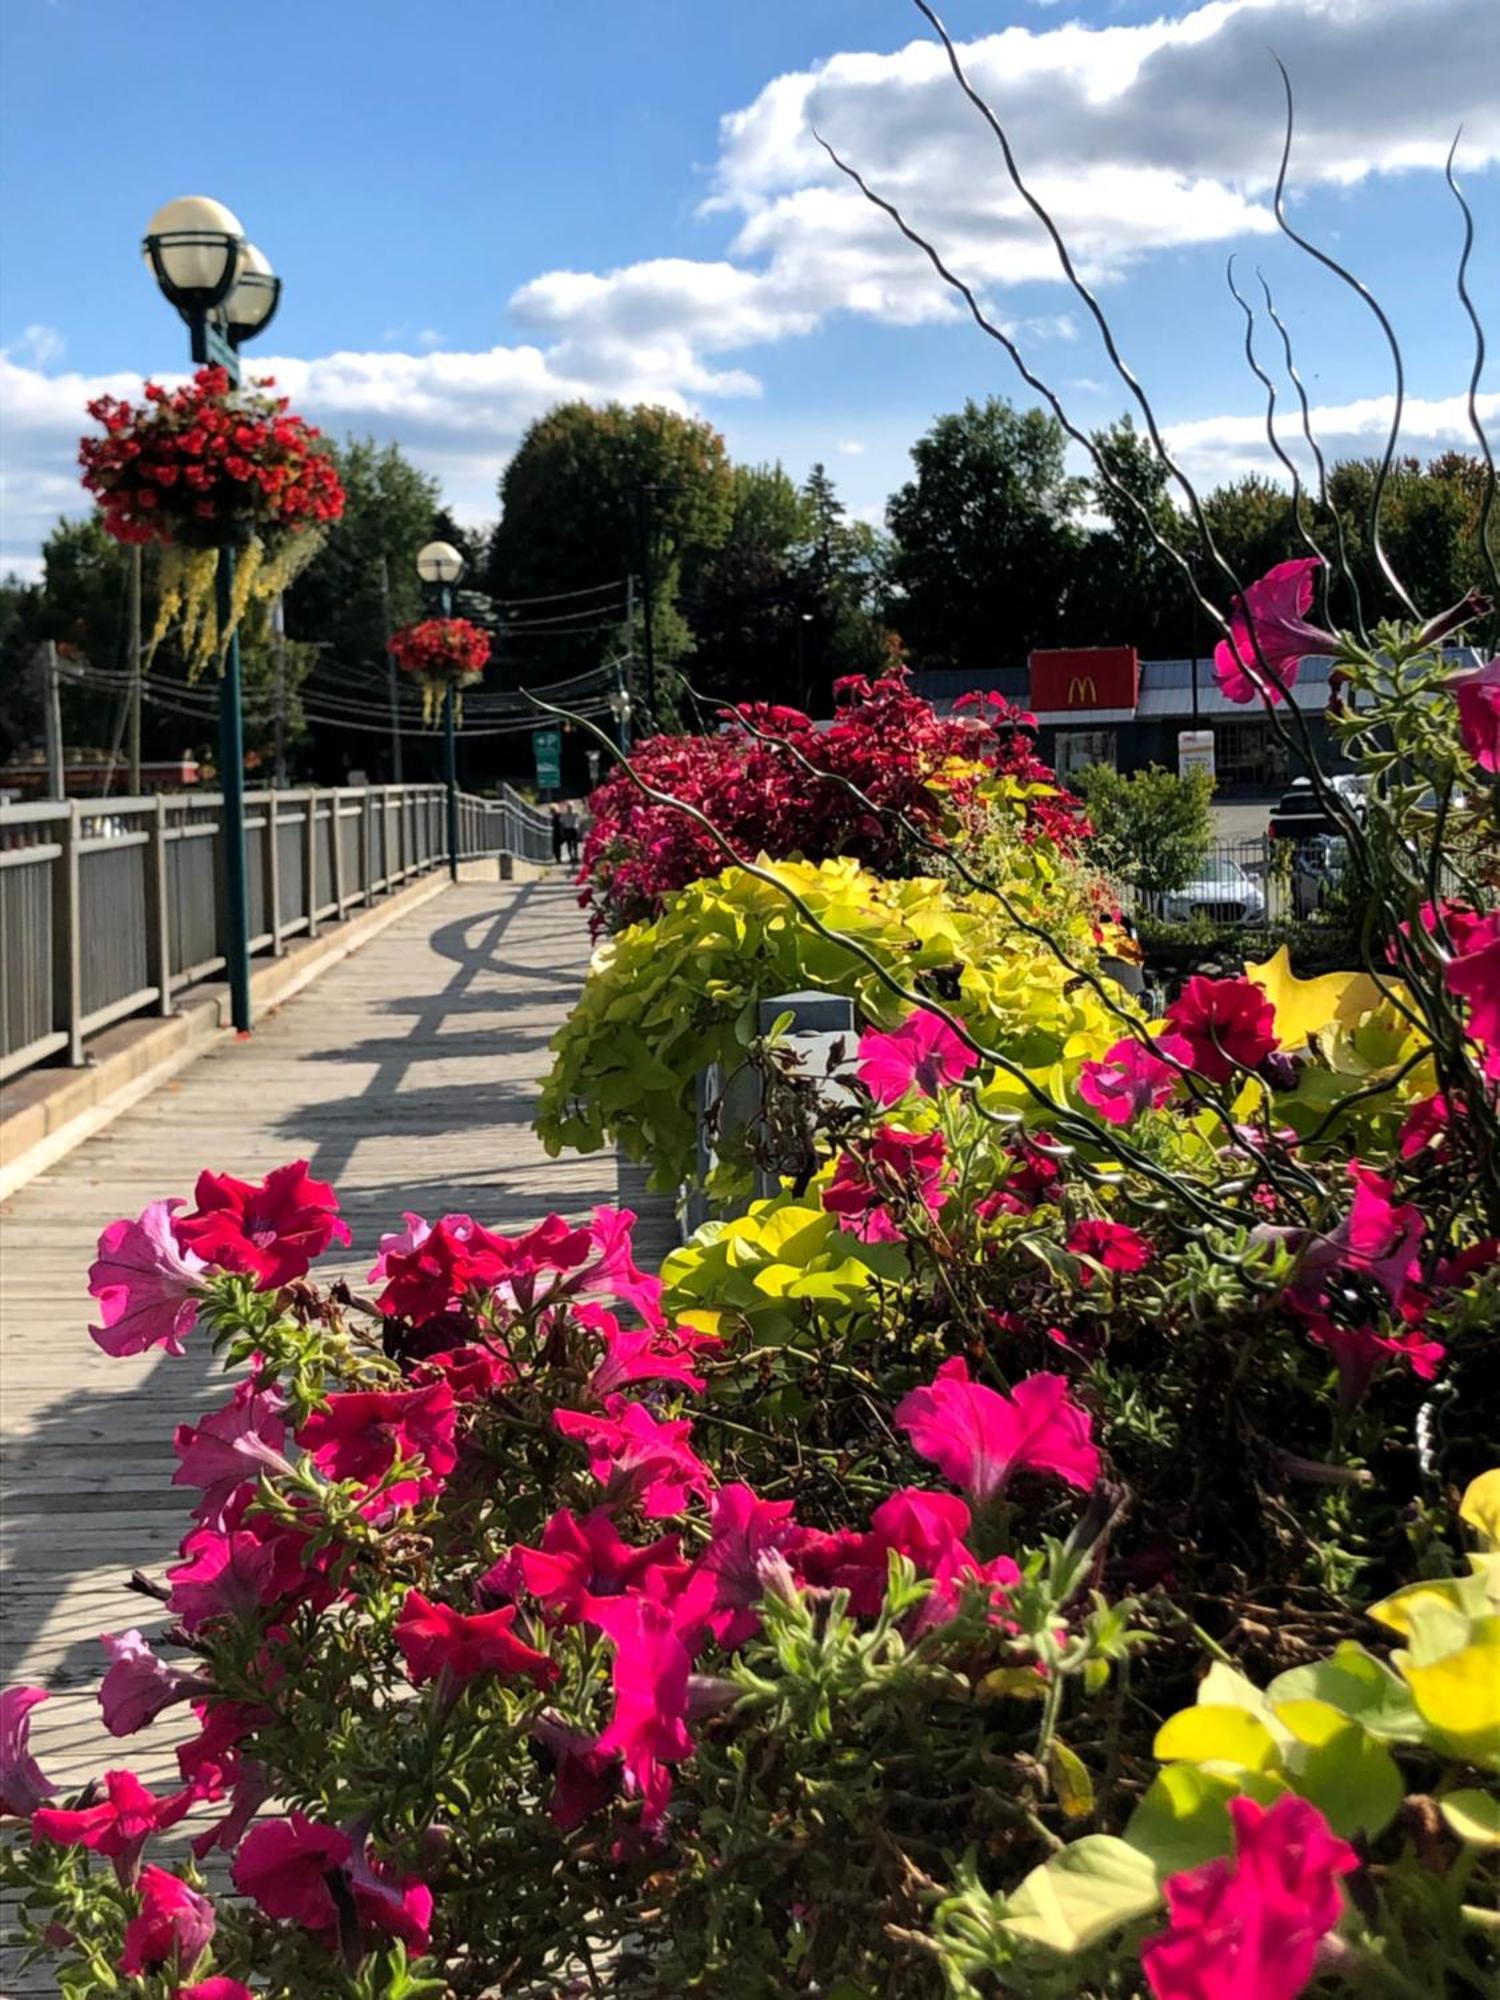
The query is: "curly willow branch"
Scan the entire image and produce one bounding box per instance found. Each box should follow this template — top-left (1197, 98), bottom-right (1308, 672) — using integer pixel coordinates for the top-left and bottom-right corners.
top-left (1270, 56), bottom-right (1417, 620)
top-left (1445, 131), bottom-right (1500, 600)
top-left (1258, 270), bottom-right (1367, 643)
top-left (523, 688), bottom-right (1248, 1230)
top-left (687, 677), bottom-right (1325, 1213)
top-left (1225, 256), bottom-right (1327, 582)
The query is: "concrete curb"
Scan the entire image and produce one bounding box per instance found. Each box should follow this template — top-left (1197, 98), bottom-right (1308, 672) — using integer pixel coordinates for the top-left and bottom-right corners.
top-left (0, 871), bottom-right (453, 1203)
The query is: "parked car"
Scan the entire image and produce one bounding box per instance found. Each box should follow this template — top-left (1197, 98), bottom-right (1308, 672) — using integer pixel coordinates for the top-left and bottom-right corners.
top-left (1162, 855), bottom-right (1266, 925)
top-left (1268, 776), bottom-right (1340, 842)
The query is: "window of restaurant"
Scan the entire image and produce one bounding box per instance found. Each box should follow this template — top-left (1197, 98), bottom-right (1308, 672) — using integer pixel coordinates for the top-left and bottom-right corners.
top-left (1054, 728), bottom-right (1117, 780)
top-left (1214, 720), bottom-right (1289, 790)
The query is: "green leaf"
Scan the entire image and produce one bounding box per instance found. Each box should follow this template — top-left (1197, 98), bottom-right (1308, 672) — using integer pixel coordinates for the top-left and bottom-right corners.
top-left (1267, 1642), bottom-right (1424, 1743)
top-left (1153, 1704), bottom-right (1282, 1773)
top-left (1047, 1738), bottom-right (1096, 1819)
top-left (1288, 1718), bottom-right (1403, 1840)
top-left (1441, 1789), bottom-right (1500, 1846)
top-left (1124, 1764), bottom-right (1284, 1880)
top-left (1000, 1836), bottom-right (1163, 1954)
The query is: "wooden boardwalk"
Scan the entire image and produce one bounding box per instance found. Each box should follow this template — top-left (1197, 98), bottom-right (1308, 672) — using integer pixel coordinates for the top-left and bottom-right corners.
top-left (0, 879), bottom-right (670, 1814)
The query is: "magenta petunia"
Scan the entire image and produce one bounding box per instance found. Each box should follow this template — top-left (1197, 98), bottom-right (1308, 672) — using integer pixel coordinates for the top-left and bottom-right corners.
top-left (1444, 910), bottom-right (1500, 1074)
top-left (823, 1126), bottom-right (951, 1243)
top-left (857, 1009), bottom-right (978, 1106)
top-left (1078, 1032), bottom-right (1192, 1126)
top-left (1212, 558), bottom-right (1335, 706)
top-left (506, 1509), bottom-right (689, 1626)
top-left (296, 1379), bottom-right (457, 1511)
top-left (1066, 1217), bottom-right (1153, 1278)
top-left (232, 1812), bottom-right (352, 1935)
top-left (173, 1160), bottom-right (350, 1290)
top-left (88, 1199), bottom-right (209, 1359)
top-left (699, 1484), bottom-right (806, 1646)
top-left (0, 1686), bottom-right (57, 1817)
top-left (554, 1397), bottom-right (713, 1519)
top-left (346, 1825), bottom-right (433, 1953)
top-left (591, 1594), bottom-right (700, 1825)
top-left (895, 1359), bottom-right (1100, 1504)
top-left (33, 1769), bottom-right (197, 1884)
top-left (532, 1711), bottom-right (620, 1830)
top-left (119, 1865), bottom-right (215, 1978)
top-left (1141, 1793), bottom-right (1356, 2000)
top-left (581, 1303), bottom-right (722, 1397)
top-left (1452, 654), bottom-right (1500, 773)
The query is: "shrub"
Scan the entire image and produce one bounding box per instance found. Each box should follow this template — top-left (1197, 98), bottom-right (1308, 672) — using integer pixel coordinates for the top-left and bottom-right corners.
top-left (577, 670), bottom-right (1090, 936)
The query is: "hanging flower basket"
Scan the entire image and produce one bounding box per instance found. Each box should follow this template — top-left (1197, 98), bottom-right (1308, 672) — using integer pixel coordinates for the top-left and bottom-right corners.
top-left (389, 617), bottom-right (491, 724)
top-left (78, 366), bottom-right (345, 678)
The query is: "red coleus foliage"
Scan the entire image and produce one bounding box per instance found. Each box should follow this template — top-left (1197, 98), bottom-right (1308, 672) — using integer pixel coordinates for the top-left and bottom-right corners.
top-left (388, 617), bottom-right (491, 685)
top-left (578, 670), bottom-right (1089, 934)
top-left (79, 367), bottom-right (344, 547)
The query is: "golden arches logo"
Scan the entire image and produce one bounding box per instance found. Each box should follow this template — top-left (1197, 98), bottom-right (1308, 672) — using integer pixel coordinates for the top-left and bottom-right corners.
top-left (1066, 676), bottom-right (1098, 705)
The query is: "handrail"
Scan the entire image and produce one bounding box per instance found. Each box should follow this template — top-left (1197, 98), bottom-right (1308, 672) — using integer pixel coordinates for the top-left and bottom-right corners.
top-left (0, 781), bottom-right (557, 1085)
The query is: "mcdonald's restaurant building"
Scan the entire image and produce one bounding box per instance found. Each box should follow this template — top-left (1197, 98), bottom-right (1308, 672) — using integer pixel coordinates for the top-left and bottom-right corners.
top-left (915, 647), bottom-right (1349, 794)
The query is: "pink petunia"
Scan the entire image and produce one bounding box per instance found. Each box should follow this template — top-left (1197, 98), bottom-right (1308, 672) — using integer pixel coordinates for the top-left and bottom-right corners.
top-left (173, 1160), bottom-right (350, 1290)
top-left (895, 1359), bottom-right (1100, 1504)
top-left (297, 1380), bottom-right (457, 1510)
top-left (591, 1594), bottom-right (700, 1825)
top-left (823, 1127), bottom-right (951, 1244)
top-left (857, 1009), bottom-right (978, 1106)
top-left (0, 1686), bottom-right (57, 1817)
top-left (581, 1304), bottom-right (722, 1397)
top-left (172, 1379), bottom-right (291, 1525)
top-left (33, 1770), bottom-right (197, 1884)
top-left (1078, 1033), bottom-right (1192, 1126)
top-left (1141, 1793), bottom-right (1356, 2000)
top-left (98, 1630), bottom-right (200, 1737)
top-left (232, 1812), bottom-right (352, 1935)
top-left (1166, 976), bottom-right (1279, 1084)
top-left (1212, 558), bottom-right (1335, 706)
top-left (554, 1398), bottom-right (713, 1519)
top-left (506, 1509), bottom-right (689, 1626)
top-left (1453, 654), bottom-right (1500, 773)
top-left (1302, 1315), bottom-right (1446, 1410)
top-left (88, 1199), bottom-right (209, 1359)
top-left (1066, 1217), bottom-right (1153, 1278)
top-left (346, 1826), bottom-right (433, 1952)
top-left (119, 1865), bottom-right (215, 1978)
top-left (393, 1588), bottom-right (557, 1690)
top-left (699, 1484), bottom-right (806, 1646)
top-left (177, 1982), bottom-right (255, 2000)
top-left (1445, 911), bottom-right (1500, 1074)
top-left (1397, 1092), bottom-right (1451, 1162)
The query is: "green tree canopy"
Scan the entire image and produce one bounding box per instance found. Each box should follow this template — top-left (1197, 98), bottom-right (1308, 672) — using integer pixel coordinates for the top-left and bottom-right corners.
top-left (886, 397), bottom-right (1085, 673)
top-left (1076, 762), bottom-right (1216, 902)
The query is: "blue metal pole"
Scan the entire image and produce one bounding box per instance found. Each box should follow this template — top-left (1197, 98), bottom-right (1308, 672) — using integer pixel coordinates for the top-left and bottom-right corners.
top-left (216, 546), bottom-right (253, 1030)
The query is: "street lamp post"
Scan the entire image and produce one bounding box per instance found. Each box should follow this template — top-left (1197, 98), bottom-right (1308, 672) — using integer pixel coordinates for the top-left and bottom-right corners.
top-left (417, 540), bottom-right (465, 880)
top-left (608, 675), bottom-right (633, 755)
top-left (142, 196), bottom-right (280, 1035)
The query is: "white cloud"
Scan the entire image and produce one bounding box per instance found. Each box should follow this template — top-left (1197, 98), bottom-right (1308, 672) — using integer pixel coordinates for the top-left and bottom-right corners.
top-left (837, 438), bottom-right (866, 456)
top-left (1164, 390), bottom-right (1500, 489)
top-left (416, 328), bottom-right (447, 350)
top-left (9, 325), bottom-right (66, 368)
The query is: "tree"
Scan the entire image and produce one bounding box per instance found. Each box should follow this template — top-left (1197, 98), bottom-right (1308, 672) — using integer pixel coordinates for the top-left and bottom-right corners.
top-left (487, 403), bottom-right (735, 702)
top-left (1076, 763), bottom-right (1216, 903)
top-left (685, 463), bottom-right (813, 704)
top-left (1070, 416), bottom-right (1194, 656)
top-left (886, 398), bottom-right (1084, 673)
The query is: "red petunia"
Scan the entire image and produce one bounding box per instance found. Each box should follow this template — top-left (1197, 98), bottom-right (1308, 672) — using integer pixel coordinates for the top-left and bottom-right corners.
top-left (393, 1588), bottom-right (557, 1689)
top-left (1166, 976), bottom-right (1279, 1084)
top-left (173, 1160), bottom-right (349, 1289)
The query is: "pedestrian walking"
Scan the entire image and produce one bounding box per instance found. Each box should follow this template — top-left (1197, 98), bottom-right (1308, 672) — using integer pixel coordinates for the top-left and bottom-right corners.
top-left (561, 804), bottom-right (581, 865)
top-left (549, 804), bottom-right (565, 865)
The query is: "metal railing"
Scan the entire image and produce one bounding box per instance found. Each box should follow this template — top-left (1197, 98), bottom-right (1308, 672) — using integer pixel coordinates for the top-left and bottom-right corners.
top-left (0, 783), bottom-right (554, 1083)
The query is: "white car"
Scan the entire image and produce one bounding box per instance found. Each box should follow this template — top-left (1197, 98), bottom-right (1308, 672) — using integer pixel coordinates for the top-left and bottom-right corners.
top-left (1162, 856), bottom-right (1266, 924)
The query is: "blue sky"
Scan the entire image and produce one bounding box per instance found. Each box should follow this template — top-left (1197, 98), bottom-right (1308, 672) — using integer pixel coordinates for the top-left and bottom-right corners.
top-left (2, 0), bottom-right (1497, 575)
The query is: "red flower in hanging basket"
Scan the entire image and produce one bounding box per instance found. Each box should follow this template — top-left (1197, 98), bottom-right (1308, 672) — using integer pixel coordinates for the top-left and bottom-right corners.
top-left (389, 618), bottom-right (491, 686)
top-left (79, 367), bottom-right (345, 551)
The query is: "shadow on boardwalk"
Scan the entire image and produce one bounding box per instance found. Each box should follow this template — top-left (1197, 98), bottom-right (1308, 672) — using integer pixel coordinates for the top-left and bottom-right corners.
top-left (0, 881), bottom-right (671, 1739)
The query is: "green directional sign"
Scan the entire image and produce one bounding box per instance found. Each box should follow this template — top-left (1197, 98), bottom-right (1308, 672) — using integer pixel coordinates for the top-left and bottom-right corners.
top-left (533, 726), bottom-right (562, 795)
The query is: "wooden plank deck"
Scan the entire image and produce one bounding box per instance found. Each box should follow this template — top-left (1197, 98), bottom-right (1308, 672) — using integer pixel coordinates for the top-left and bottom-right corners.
top-left (0, 879), bottom-right (672, 1816)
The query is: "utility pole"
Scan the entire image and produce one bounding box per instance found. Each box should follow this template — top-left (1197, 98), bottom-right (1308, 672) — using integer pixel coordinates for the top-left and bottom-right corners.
top-left (378, 554), bottom-right (402, 783)
top-left (42, 641), bottom-right (64, 799)
top-left (272, 593), bottom-right (288, 787)
top-left (128, 545), bottom-right (143, 794)
top-left (637, 483), bottom-right (658, 731)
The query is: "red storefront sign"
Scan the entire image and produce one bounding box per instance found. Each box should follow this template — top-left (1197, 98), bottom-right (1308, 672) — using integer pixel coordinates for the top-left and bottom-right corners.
top-left (1028, 646), bottom-right (1139, 713)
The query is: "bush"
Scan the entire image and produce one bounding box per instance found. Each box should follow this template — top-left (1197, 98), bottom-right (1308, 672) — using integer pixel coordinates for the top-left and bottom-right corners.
top-left (1075, 764), bottom-right (1215, 903)
top-left (577, 670), bottom-right (1090, 936)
